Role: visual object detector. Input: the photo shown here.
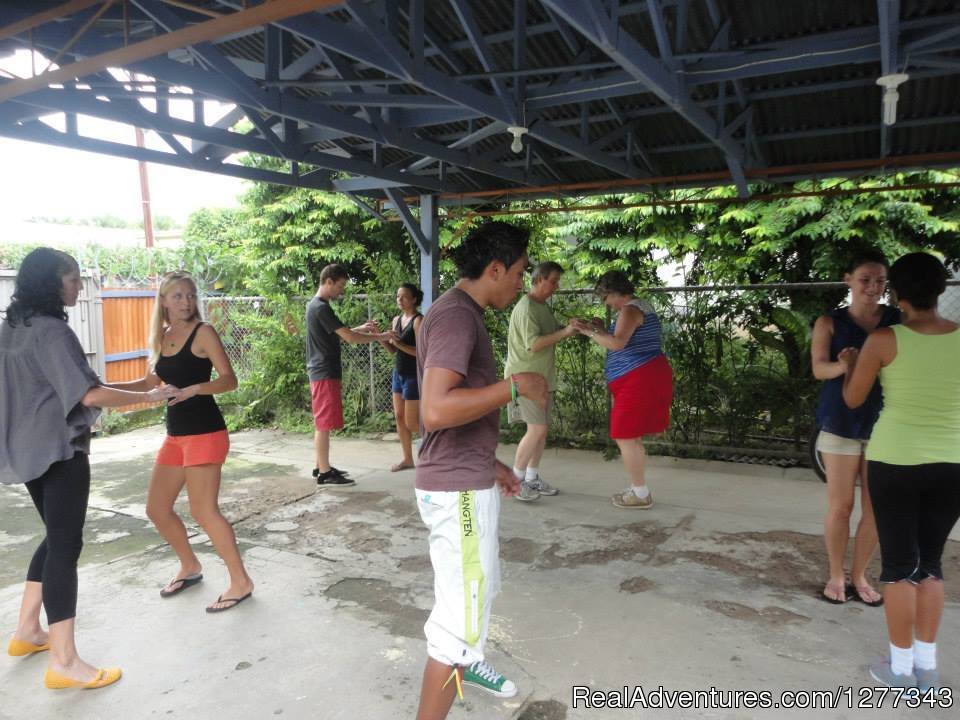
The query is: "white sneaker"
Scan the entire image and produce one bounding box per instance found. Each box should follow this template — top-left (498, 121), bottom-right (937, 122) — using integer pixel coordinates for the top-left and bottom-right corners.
top-left (527, 476), bottom-right (558, 496)
top-left (514, 481), bottom-right (541, 502)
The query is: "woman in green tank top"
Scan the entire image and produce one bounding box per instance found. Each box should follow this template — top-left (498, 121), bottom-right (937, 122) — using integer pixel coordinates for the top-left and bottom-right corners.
top-left (842, 252), bottom-right (960, 694)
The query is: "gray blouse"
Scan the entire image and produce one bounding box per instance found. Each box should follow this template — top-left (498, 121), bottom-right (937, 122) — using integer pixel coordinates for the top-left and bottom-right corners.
top-left (0, 315), bottom-right (101, 484)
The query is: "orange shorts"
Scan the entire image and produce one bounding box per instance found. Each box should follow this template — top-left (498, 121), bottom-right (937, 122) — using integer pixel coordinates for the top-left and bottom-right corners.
top-left (156, 429), bottom-right (230, 467)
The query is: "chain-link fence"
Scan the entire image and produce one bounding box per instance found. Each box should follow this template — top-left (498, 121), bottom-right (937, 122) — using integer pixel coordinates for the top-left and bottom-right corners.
top-left (202, 281), bottom-right (960, 465)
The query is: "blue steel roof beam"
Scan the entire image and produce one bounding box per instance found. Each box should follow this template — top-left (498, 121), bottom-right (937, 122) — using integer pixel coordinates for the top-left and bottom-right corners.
top-left (384, 187), bottom-right (430, 253)
top-left (626, 128), bottom-right (658, 175)
top-left (409, 0), bottom-right (424, 75)
top-left (674, 0), bottom-right (688, 54)
top-left (396, 4), bottom-right (467, 75)
top-left (526, 64), bottom-right (958, 120)
top-left (541, 3), bottom-right (581, 56)
top-left (904, 24), bottom-right (960, 53)
top-left (445, 0), bottom-right (518, 125)
top-left (531, 144), bottom-right (569, 183)
top-left (877, 0), bottom-right (901, 158)
top-left (744, 111), bottom-right (766, 168)
top-left (280, 46), bottom-right (324, 80)
top-left (683, 16), bottom-right (960, 85)
top-left (7, 84), bottom-right (304, 165)
top-left (528, 119), bottom-right (637, 178)
top-left (342, 190), bottom-right (386, 221)
top-left (295, 92), bottom-right (458, 109)
top-left (342, 0), bottom-right (410, 81)
top-left (317, 46), bottom-right (379, 126)
top-left (646, 0), bottom-right (675, 69)
top-left (3, 76), bottom-right (452, 191)
top-left (405, 120), bottom-right (507, 172)
top-left (514, 0), bottom-right (526, 106)
top-left (910, 55), bottom-right (960, 71)
top-left (543, 0), bottom-right (748, 194)
top-left (0, 117), bottom-right (330, 189)
top-left (334, 177), bottom-right (421, 192)
top-left (210, 2), bottom-right (633, 182)
top-left (502, 115), bottom-right (960, 164)
top-left (156, 131), bottom-right (191, 156)
top-left (130, 0), bottom-right (293, 158)
top-left (702, 0), bottom-right (752, 173)
top-left (114, 58), bottom-right (488, 185)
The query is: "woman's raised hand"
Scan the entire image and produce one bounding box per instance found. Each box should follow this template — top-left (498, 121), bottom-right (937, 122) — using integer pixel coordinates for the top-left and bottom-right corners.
top-left (838, 346), bottom-right (860, 371)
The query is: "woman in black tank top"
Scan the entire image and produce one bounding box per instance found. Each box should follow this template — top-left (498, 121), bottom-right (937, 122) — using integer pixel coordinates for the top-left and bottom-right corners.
top-left (114, 272), bottom-right (253, 612)
top-left (380, 283), bottom-right (423, 472)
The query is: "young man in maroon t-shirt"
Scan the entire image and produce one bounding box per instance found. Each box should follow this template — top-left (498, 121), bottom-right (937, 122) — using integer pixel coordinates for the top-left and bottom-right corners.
top-left (414, 222), bottom-right (547, 720)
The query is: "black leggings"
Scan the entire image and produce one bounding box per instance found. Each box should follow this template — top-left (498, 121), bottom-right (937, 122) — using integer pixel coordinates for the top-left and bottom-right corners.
top-left (25, 452), bottom-right (90, 624)
top-left (868, 461), bottom-right (960, 584)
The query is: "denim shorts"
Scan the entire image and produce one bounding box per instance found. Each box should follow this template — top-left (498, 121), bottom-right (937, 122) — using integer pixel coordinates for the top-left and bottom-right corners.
top-left (391, 369), bottom-right (420, 400)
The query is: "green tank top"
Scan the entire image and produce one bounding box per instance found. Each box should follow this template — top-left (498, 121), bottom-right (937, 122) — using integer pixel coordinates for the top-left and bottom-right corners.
top-left (866, 324), bottom-right (960, 465)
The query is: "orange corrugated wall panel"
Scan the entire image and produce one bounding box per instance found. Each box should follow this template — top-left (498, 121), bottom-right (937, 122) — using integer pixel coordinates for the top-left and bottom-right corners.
top-left (102, 295), bottom-right (153, 354)
top-left (102, 292), bottom-right (155, 412)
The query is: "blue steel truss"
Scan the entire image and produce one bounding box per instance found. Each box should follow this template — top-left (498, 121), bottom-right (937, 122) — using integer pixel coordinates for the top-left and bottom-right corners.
top-left (1, 0), bottom-right (960, 215)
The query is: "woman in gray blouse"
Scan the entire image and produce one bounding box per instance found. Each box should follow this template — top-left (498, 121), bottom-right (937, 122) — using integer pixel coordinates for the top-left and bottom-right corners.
top-left (1, 248), bottom-right (174, 690)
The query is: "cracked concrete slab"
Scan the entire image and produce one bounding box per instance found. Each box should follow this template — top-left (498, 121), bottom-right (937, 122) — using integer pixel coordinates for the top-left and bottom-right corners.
top-left (1, 427), bottom-right (958, 719)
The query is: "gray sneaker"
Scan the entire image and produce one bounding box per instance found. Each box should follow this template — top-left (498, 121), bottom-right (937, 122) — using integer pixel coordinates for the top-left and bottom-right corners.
top-left (515, 481), bottom-right (541, 502)
top-left (914, 667), bottom-right (940, 693)
top-left (527, 476), bottom-right (559, 496)
top-left (869, 659), bottom-right (917, 690)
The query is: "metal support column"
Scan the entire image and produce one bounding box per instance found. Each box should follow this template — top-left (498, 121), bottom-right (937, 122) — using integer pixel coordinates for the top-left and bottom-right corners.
top-left (419, 193), bottom-right (439, 310)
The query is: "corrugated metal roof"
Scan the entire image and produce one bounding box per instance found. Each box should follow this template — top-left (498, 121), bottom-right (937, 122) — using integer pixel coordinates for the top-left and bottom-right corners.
top-left (1, 0), bottom-right (960, 201)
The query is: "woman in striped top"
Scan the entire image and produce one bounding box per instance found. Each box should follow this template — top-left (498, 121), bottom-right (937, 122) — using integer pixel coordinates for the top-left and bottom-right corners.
top-left (573, 271), bottom-right (673, 509)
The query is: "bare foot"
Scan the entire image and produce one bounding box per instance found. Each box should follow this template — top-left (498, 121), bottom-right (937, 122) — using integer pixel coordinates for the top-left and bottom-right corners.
top-left (850, 581), bottom-right (883, 605)
top-left (390, 460), bottom-right (415, 472)
top-left (822, 579), bottom-right (847, 603)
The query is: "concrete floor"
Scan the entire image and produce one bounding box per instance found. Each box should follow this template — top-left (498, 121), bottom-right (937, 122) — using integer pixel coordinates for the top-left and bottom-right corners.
top-left (0, 427), bottom-right (957, 720)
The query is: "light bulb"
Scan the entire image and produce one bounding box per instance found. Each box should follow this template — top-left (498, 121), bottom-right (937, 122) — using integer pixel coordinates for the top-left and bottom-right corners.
top-left (506, 125), bottom-right (528, 154)
top-left (876, 73), bottom-right (909, 127)
top-left (882, 89), bottom-right (899, 126)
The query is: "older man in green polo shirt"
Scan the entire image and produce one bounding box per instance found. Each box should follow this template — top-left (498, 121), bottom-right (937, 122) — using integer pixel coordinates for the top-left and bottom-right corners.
top-left (505, 261), bottom-right (578, 501)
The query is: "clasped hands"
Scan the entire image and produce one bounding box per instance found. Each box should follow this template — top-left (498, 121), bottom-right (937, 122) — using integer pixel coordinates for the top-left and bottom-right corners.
top-left (568, 316), bottom-right (605, 336)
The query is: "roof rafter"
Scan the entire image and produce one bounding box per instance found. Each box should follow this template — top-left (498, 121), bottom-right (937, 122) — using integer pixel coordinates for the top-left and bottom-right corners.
top-left (539, 0), bottom-right (749, 196)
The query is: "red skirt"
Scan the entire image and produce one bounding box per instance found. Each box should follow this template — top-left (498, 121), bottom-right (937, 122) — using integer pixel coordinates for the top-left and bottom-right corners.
top-left (608, 354), bottom-right (673, 439)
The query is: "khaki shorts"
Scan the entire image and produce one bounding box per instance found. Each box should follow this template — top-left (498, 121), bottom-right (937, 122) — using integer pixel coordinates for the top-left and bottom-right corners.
top-left (815, 430), bottom-right (868, 456)
top-left (507, 392), bottom-right (553, 426)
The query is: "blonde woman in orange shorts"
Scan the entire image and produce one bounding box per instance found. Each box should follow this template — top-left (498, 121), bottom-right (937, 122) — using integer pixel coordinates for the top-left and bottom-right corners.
top-left (109, 272), bottom-right (253, 612)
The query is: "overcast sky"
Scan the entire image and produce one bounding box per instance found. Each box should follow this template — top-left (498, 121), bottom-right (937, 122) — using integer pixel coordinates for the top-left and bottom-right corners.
top-left (0, 50), bottom-right (247, 227)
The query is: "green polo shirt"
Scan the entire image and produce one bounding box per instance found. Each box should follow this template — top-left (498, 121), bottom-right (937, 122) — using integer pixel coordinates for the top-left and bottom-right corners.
top-left (504, 294), bottom-right (561, 391)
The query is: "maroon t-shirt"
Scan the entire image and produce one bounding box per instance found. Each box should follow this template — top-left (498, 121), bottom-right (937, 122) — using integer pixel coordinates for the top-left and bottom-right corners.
top-left (415, 287), bottom-right (499, 492)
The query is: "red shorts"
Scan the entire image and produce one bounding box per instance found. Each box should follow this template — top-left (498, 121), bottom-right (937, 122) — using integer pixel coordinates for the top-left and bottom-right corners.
top-left (608, 355), bottom-right (673, 439)
top-left (156, 429), bottom-right (230, 467)
top-left (311, 379), bottom-right (344, 431)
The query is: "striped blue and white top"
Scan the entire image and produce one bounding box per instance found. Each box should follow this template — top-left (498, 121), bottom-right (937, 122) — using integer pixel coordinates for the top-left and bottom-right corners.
top-left (604, 298), bottom-right (664, 383)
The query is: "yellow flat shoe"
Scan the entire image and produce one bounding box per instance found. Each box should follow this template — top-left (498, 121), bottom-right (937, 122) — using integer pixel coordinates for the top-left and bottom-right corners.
top-left (44, 667), bottom-right (122, 690)
top-left (7, 638), bottom-right (50, 656)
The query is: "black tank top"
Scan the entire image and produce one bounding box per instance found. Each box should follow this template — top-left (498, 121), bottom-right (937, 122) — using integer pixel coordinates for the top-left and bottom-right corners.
top-left (394, 313), bottom-right (421, 377)
top-left (154, 323), bottom-right (226, 436)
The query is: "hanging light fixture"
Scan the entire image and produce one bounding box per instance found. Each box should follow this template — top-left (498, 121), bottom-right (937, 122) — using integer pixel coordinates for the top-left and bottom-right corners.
top-left (507, 125), bottom-right (528, 153)
top-left (876, 73), bottom-right (909, 126)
